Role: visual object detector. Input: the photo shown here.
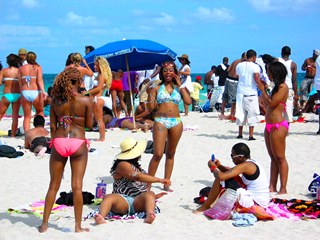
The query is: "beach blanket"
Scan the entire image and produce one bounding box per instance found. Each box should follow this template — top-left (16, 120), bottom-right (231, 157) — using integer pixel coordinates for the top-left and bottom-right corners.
top-left (270, 198), bottom-right (320, 219)
top-left (85, 206), bottom-right (161, 221)
top-left (7, 200), bottom-right (71, 218)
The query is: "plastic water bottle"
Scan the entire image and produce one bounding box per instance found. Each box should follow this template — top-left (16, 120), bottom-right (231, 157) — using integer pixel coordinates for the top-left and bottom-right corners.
top-left (204, 188), bottom-right (237, 220)
top-left (95, 181), bottom-right (107, 198)
top-left (211, 154), bottom-right (215, 161)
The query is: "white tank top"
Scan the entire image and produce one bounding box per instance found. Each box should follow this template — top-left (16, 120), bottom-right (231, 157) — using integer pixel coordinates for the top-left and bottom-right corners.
top-left (278, 58), bottom-right (293, 89)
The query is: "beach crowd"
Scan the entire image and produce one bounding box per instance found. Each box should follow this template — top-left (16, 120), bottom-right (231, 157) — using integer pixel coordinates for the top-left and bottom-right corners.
top-left (0, 45), bottom-right (320, 232)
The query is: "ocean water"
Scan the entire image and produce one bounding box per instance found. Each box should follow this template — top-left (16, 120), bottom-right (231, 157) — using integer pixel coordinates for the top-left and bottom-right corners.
top-left (0, 73), bottom-right (306, 115)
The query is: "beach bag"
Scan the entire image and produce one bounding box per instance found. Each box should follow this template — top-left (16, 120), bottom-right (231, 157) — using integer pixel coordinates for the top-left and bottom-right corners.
top-left (204, 188), bottom-right (238, 220)
top-left (0, 145), bottom-right (24, 158)
top-left (55, 191), bottom-right (94, 206)
top-left (201, 100), bottom-right (211, 113)
top-left (308, 173), bottom-right (320, 197)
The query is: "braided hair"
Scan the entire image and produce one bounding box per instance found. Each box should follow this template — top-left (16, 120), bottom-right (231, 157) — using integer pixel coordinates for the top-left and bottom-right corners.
top-left (52, 68), bottom-right (81, 103)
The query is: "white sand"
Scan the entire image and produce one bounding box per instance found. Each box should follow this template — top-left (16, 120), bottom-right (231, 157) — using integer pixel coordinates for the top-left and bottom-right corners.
top-left (0, 111), bottom-right (319, 240)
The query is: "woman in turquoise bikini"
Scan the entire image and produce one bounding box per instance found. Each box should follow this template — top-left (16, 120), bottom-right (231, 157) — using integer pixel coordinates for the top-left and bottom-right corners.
top-left (38, 68), bottom-right (93, 233)
top-left (256, 61), bottom-right (289, 194)
top-left (147, 61), bottom-right (192, 191)
top-left (18, 51), bottom-right (46, 132)
top-left (0, 54), bottom-right (21, 137)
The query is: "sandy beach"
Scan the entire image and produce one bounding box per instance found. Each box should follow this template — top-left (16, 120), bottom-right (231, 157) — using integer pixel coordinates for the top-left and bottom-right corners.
top-left (0, 111), bottom-right (319, 240)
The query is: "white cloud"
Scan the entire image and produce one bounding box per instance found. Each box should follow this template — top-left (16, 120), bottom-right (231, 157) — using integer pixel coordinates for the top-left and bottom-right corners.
top-left (248, 0), bottom-right (319, 12)
top-left (62, 11), bottom-right (98, 26)
top-left (0, 24), bottom-right (50, 37)
top-left (22, 0), bottom-right (39, 8)
top-left (195, 7), bottom-right (235, 22)
top-left (153, 13), bottom-right (175, 26)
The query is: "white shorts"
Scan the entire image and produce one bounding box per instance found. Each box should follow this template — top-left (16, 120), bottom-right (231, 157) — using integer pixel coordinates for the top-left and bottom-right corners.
top-left (235, 94), bottom-right (259, 126)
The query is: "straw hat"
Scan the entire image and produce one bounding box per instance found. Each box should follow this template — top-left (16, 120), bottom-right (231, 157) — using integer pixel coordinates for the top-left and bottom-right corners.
top-left (178, 54), bottom-right (191, 64)
top-left (116, 137), bottom-right (147, 160)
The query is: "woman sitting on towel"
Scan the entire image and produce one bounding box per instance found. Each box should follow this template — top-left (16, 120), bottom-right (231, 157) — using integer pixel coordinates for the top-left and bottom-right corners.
top-left (255, 61), bottom-right (289, 194)
top-left (194, 143), bottom-right (269, 213)
top-left (146, 61), bottom-right (191, 191)
top-left (38, 68), bottom-right (93, 233)
top-left (94, 137), bottom-right (170, 225)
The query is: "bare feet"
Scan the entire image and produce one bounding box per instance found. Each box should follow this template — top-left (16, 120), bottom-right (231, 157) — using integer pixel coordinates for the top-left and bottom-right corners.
top-left (155, 192), bottom-right (168, 199)
top-left (144, 212), bottom-right (156, 224)
top-left (193, 205), bottom-right (209, 214)
top-left (277, 187), bottom-right (287, 195)
top-left (269, 186), bottom-right (277, 193)
top-left (75, 227), bottom-right (90, 232)
top-left (163, 185), bottom-right (174, 192)
top-left (38, 224), bottom-right (48, 233)
top-left (94, 213), bottom-right (107, 225)
top-left (218, 114), bottom-right (225, 120)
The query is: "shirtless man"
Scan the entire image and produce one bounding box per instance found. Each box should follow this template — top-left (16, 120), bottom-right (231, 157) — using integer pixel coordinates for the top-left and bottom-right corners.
top-left (204, 66), bottom-right (216, 95)
top-left (300, 49), bottom-right (319, 109)
top-left (24, 115), bottom-right (50, 155)
top-left (219, 52), bottom-right (246, 120)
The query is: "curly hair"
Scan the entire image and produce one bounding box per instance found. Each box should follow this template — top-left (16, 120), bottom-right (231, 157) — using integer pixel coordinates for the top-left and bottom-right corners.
top-left (95, 56), bottom-right (112, 89)
top-left (159, 61), bottom-right (179, 85)
top-left (26, 51), bottom-right (39, 66)
top-left (52, 68), bottom-right (81, 103)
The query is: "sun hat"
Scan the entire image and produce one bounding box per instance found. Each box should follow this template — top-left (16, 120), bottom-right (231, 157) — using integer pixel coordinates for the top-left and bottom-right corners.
top-left (313, 49), bottom-right (320, 56)
top-left (116, 137), bottom-right (147, 160)
top-left (178, 54), bottom-right (191, 64)
top-left (18, 48), bottom-right (27, 55)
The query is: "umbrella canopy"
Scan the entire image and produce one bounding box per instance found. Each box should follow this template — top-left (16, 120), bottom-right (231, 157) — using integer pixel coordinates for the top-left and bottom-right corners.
top-left (84, 39), bottom-right (177, 71)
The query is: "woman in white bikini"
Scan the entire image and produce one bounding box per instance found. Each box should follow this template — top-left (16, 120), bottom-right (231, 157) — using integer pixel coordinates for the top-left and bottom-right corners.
top-left (0, 54), bottom-right (21, 136)
top-left (18, 51), bottom-right (46, 132)
top-left (83, 56), bottom-right (112, 141)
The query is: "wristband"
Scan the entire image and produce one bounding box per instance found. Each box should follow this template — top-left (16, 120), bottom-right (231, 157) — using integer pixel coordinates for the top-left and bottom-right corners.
top-left (210, 165), bottom-right (217, 172)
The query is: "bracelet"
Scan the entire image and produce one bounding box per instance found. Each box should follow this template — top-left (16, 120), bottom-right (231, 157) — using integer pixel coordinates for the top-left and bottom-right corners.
top-left (179, 85), bottom-right (185, 89)
top-left (210, 165), bottom-right (217, 172)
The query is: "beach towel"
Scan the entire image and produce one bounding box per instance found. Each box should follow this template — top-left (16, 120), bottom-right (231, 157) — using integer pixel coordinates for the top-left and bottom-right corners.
top-left (231, 212), bottom-right (257, 227)
top-left (7, 200), bottom-right (70, 218)
top-left (85, 206), bottom-right (161, 221)
top-left (270, 198), bottom-right (320, 219)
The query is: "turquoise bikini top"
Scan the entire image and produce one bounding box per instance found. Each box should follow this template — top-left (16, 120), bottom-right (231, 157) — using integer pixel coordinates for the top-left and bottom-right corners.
top-left (157, 84), bottom-right (181, 105)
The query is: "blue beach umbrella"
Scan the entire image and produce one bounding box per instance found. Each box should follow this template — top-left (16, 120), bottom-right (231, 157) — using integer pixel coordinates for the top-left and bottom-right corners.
top-left (84, 39), bottom-right (177, 71)
top-left (84, 39), bottom-right (177, 130)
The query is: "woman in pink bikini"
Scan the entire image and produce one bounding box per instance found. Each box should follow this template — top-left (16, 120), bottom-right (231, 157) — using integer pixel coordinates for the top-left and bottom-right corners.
top-left (256, 61), bottom-right (289, 194)
top-left (38, 68), bottom-right (93, 233)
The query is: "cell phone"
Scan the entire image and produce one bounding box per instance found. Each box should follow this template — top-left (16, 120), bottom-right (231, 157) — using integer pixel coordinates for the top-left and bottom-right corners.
top-left (211, 154), bottom-right (215, 161)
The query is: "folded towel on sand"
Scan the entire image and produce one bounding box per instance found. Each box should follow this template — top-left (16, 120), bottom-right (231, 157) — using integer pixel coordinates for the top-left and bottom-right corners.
top-left (231, 212), bottom-right (257, 227)
top-left (7, 200), bottom-right (71, 218)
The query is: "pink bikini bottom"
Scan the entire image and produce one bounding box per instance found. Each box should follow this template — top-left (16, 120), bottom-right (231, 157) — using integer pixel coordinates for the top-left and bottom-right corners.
top-left (50, 138), bottom-right (89, 157)
top-left (265, 120), bottom-right (289, 133)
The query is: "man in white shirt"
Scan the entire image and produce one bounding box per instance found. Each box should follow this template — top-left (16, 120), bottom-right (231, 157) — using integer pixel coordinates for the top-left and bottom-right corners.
top-left (235, 49), bottom-right (260, 140)
top-left (278, 46), bottom-right (298, 122)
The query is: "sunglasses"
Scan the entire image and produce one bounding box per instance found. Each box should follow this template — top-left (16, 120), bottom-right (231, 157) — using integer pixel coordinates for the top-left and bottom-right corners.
top-left (230, 154), bottom-right (244, 159)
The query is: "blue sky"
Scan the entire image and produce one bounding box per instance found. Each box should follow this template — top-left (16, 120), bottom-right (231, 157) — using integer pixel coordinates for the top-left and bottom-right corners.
top-left (1, 0), bottom-right (320, 74)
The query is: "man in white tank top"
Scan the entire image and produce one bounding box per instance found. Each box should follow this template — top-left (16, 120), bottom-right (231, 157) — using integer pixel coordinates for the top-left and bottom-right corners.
top-left (278, 46), bottom-right (298, 122)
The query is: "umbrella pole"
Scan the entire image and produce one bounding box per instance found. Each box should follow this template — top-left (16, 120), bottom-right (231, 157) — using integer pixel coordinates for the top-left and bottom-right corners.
top-left (125, 54), bottom-right (137, 131)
